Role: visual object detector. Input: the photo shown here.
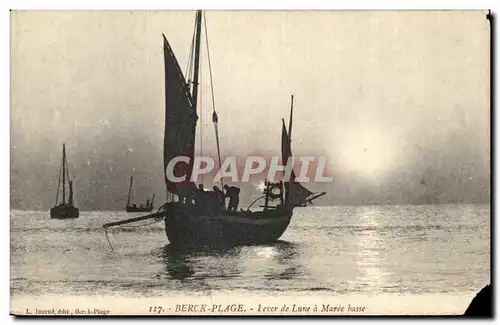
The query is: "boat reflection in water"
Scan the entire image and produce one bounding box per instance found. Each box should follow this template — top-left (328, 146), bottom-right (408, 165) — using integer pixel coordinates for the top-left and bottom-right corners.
top-left (157, 241), bottom-right (301, 287)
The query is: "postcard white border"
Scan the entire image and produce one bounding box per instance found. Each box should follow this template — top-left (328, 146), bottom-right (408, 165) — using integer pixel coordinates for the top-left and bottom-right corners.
top-left (2, 0), bottom-right (497, 324)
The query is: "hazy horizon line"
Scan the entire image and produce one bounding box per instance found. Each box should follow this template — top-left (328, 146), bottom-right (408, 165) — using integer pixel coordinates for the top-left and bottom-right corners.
top-left (9, 202), bottom-right (492, 213)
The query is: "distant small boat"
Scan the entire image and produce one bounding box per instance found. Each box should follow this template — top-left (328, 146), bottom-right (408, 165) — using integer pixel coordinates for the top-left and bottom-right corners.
top-left (50, 143), bottom-right (79, 219)
top-left (125, 176), bottom-right (155, 213)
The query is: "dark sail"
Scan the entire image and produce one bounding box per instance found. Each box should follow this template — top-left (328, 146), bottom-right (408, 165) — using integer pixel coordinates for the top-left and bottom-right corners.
top-left (127, 176), bottom-right (133, 207)
top-left (162, 34), bottom-right (198, 196)
top-left (281, 120), bottom-right (314, 207)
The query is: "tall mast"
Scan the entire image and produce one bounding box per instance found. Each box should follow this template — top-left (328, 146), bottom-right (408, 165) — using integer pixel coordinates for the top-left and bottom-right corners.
top-left (62, 143), bottom-right (66, 204)
top-left (191, 10), bottom-right (203, 111)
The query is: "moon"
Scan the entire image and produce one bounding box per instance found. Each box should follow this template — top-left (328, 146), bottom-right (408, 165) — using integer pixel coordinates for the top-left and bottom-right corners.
top-left (337, 127), bottom-right (396, 180)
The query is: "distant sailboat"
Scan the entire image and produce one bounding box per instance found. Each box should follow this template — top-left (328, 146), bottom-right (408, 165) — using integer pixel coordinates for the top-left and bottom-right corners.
top-left (125, 176), bottom-right (155, 213)
top-left (50, 143), bottom-right (79, 219)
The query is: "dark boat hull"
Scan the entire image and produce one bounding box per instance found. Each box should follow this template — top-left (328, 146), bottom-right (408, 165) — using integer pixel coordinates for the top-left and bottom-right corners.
top-left (50, 205), bottom-right (79, 219)
top-left (164, 204), bottom-right (293, 249)
top-left (126, 206), bottom-right (153, 213)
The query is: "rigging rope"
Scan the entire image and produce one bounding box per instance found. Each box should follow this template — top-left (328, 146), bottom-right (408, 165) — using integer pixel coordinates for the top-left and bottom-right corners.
top-left (55, 153), bottom-right (63, 204)
top-left (104, 228), bottom-right (114, 251)
top-left (184, 20), bottom-right (196, 85)
top-left (203, 13), bottom-right (224, 187)
top-left (104, 217), bottom-right (164, 251)
top-left (65, 157), bottom-right (70, 185)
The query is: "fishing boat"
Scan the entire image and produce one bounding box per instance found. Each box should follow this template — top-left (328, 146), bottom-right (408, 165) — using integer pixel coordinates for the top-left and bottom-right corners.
top-left (125, 176), bottom-right (155, 212)
top-left (103, 10), bottom-right (325, 248)
top-left (50, 143), bottom-right (79, 219)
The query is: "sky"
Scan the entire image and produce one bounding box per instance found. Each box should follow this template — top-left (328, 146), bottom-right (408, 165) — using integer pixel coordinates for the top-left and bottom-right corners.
top-left (10, 10), bottom-right (490, 210)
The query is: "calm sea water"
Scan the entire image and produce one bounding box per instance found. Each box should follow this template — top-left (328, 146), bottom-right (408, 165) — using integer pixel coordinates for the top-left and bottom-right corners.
top-left (10, 205), bottom-right (490, 315)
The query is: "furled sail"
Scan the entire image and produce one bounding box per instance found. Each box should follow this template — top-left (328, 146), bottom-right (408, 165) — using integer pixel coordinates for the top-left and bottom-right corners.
top-left (162, 34), bottom-right (198, 195)
top-left (281, 119), bottom-right (315, 207)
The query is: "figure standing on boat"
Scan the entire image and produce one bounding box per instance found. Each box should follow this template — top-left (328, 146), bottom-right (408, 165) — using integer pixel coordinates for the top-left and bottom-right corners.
top-left (224, 184), bottom-right (240, 212)
top-left (212, 186), bottom-right (225, 210)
